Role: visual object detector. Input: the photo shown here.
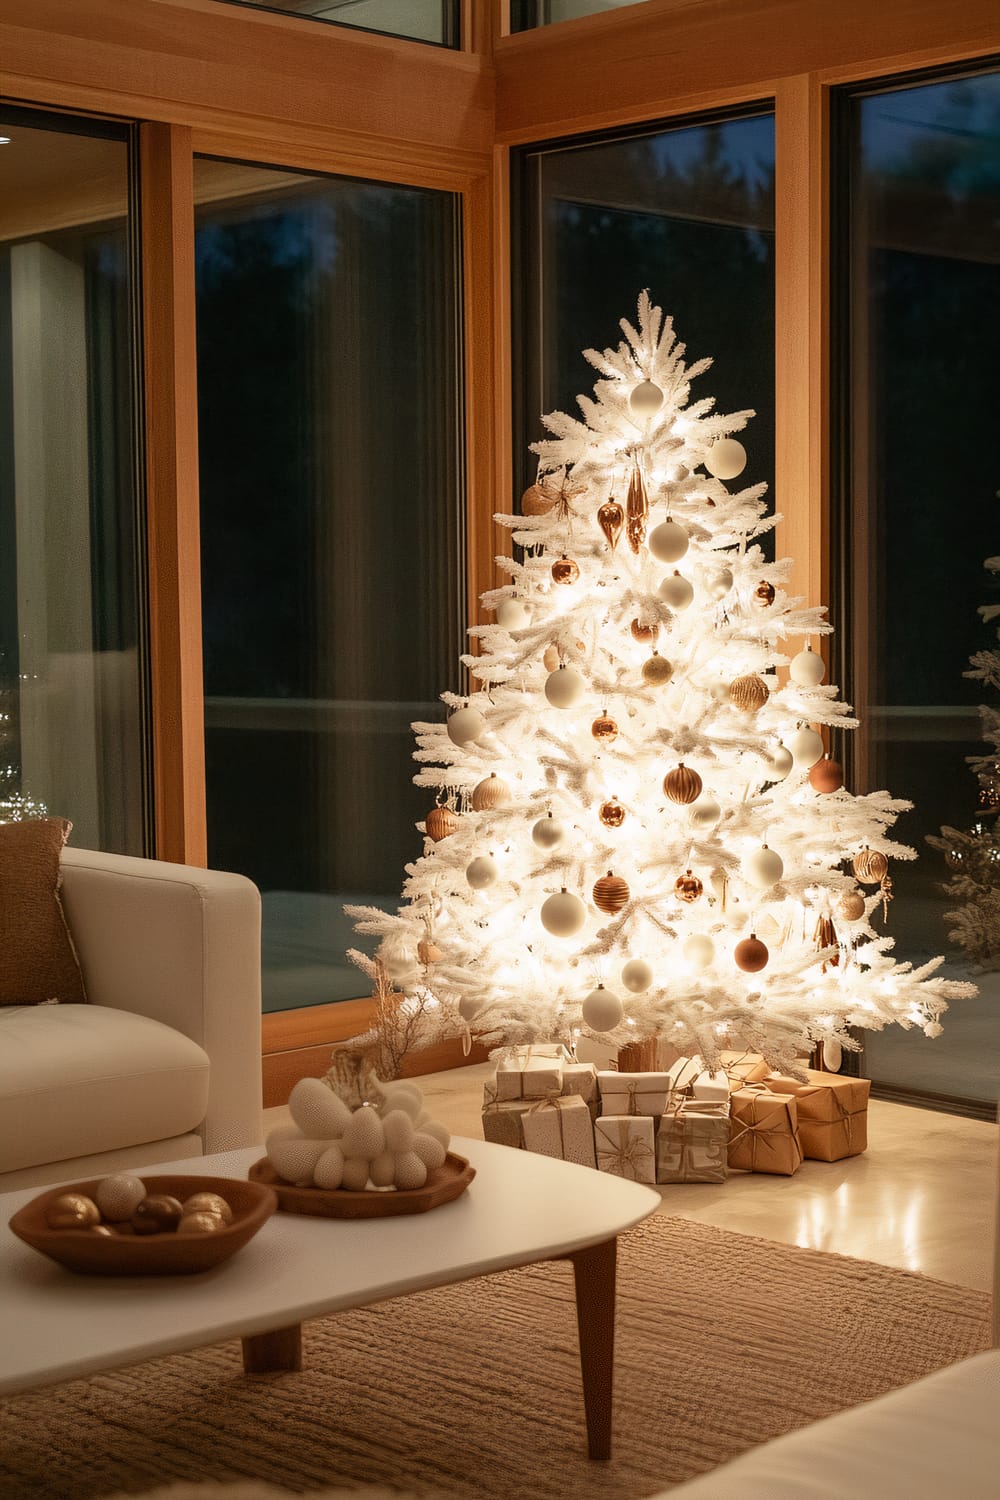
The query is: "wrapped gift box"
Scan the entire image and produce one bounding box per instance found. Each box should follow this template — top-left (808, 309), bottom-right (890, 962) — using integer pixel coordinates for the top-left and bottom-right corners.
top-left (598, 1070), bottom-right (672, 1116)
top-left (729, 1088), bottom-right (803, 1175)
top-left (665, 1056), bottom-right (703, 1094)
top-left (481, 1094), bottom-right (535, 1150)
top-left (656, 1099), bottom-right (729, 1184)
top-left (720, 1051), bottom-right (771, 1089)
top-left (691, 1069), bottom-right (729, 1103)
top-left (492, 1048), bottom-right (565, 1101)
top-left (561, 1059), bottom-right (599, 1115)
top-left (595, 1115), bottom-right (656, 1183)
top-left (763, 1070), bottom-right (871, 1160)
top-left (521, 1095), bottom-right (596, 1169)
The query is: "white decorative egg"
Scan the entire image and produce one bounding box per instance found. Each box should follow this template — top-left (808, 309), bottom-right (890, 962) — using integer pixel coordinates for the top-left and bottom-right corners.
top-left (368, 1150), bottom-right (397, 1188)
top-left (544, 666), bottom-right (585, 708)
top-left (704, 438), bottom-right (747, 479)
top-left (341, 1157), bottom-right (371, 1191)
top-left (496, 597), bottom-right (530, 631)
top-left (447, 706), bottom-right (485, 746)
top-left (621, 958), bottom-right (653, 993)
top-left (382, 1108), bottom-right (416, 1154)
top-left (648, 519), bottom-right (689, 564)
top-left (790, 647), bottom-right (825, 686)
top-left (288, 1076), bottom-right (354, 1138)
top-left (341, 1106), bottom-right (386, 1162)
top-left (95, 1173), bottom-right (147, 1222)
top-left (312, 1143), bottom-right (345, 1190)
top-left (394, 1150), bottom-right (429, 1190)
top-left (412, 1131), bottom-right (448, 1169)
top-left (266, 1132), bottom-right (331, 1185)
top-left (540, 889), bottom-right (587, 937)
top-left (745, 845), bottom-right (785, 888)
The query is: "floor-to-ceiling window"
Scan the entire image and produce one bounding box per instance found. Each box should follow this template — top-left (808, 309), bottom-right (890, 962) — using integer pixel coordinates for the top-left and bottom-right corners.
top-left (836, 66), bottom-right (1000, 1111)
top-left (0, 109), bottom-right (147, 853)
top-left (194, 157), bottom-right (464, 1013)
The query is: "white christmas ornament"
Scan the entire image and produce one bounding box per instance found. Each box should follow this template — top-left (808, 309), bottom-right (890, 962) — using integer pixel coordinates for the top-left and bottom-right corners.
top-left (789, 726), bottom-right (825, 769)
top-left (496, 597), bottom-right (530, 631)
top-left (745, 844), bottom-right (785, 888)
top-left (689, 795), bottom-right (721, 829)
top-left (458, 993), bottom-right (485, 1022)
top-left (629, 379), bottom-right (663, 416)
top-left (765, 745), bottom-right (794, 780)
top-left (581, 984), bottom-right (624, 1032)
top-left (683, 933), bottom-right (715, 970)
top-left (447, 706), bottom-right (485, 746)
top-left (658, 572), bottom-right (694, 610)
top-left (790, 646), bottom-right (826, 686)
top-left (544, 665), bottom-right (585, 708)
top-left (648, 519), bottom-right (688, 563)
top-left (531, 814), bottom-right (565, 849)
top-left (704, 437), bottom-right (747, 479)
top-left (621, 958), bottom-right (654, 992)
top-left (540, 889), bottom-right (587, 937)
top-left (466, 854), bottom-right (498, 889)
top-left (708, 566), bottom-right (734, 599)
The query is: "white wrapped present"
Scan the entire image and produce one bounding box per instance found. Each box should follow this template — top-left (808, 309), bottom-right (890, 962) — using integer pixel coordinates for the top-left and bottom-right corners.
top-left (691, 1069), bottom-right (730, 1103)
top-left (594, 1115), bottom-right (656, 1183)
top-left (492, 1047), bottom-right (565, 1101)
top-left (520, 1095), bottom-right (596, 1169)
top-left (598, 1070), bottom-right (672, 1116)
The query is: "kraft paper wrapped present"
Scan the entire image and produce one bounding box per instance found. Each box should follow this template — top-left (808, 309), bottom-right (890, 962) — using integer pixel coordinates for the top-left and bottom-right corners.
top-left (481, 1094), bottom-right (535, 1151)
top-left (691, 1069), bottom-right (729, 1103)
top-left (595, 1115), bottom-right (656, 1183)
top-left (520, 1094), bottom-right (596, 1169)
top-left (762, 1070), bottom-right (871, 1160)
top-left (728, 1087), bottom-right (803, 1175)
top-left (656, 1099), bottom-right (730, 1184)
top-left (719, 1050), bottom-right (771, 1089)
top-left (665, 1056), bottom-right (703, 1095)
top-left (598, 1070), bottom-right (672, 1116)
top-left (492, 1047), bottom-right (565, 1101)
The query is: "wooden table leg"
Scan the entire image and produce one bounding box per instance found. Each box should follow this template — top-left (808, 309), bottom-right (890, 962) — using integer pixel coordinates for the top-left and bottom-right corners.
top-left (241, 1323), bottom-right (302, 1375)
top-left (567, 1236), bottom-right (617, 1460)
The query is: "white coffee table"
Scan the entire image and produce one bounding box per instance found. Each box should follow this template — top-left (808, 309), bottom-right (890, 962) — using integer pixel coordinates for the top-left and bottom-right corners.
top-left (0, 1138), bottom-right (658, 1459)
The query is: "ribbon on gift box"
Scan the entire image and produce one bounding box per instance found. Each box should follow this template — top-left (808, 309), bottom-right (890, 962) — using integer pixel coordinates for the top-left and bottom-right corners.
top-left (596, 1118), bottom-right (654, 1180)
top-left (602, 1078), bottom-right (668, 1114)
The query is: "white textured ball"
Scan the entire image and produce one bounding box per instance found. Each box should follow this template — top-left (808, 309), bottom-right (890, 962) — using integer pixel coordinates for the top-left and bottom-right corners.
top-left (790, 647), bottom-right (826, 686)
top-left (581, 985), bottom-right (624, 1032)
top-left (412, 1131), bottom-right (448, 1170)
top-left (658, 572), bottom-right (694, 610)
top-left (629, 379), bottom-right (664, 416)
top-left (288, 1076), bottom-right (353, 1139)
top-left (381, 1108), bottom-right (416, 1154)
top-left (95, 1173), bottom-right (147, 1222)
top-left (689, 795), bottom-right (721, 829)
top-left (394, 1150), bottom-right (428, 1190)
top-left (765, 745), bottom-right (794, 780)
top-left (532, 814), bottom-right (564, 849)
top-left (341, 1157), bottom-right (371, 1191)
top-left (368, 1150), bottom-right (397, 1188)
top-left (466, 854), bottom-right (498, 889)
top-left (648, 519), bottom-right (689, 564)
top-left (496, 597), bottom-right (530, 631)
top-left (341, 1106), bottom-right (386, 1162)
top-left (312, 1143), bottom-right (345, 1190)
top-left (544, 666), bottom-right (585, 709)
top-left (683, 934), bottom-right (715, 970)
top-left (789, 726), bottom-right (825, 769)
top-left (540, 889), bottom-right (587, 937)
top-left (447, 706), bottom-right (485, 746)
top-left (704, 438), bottom-right (747, 479)
top-left (621, 958), bottom-right (653, 993)
top-left (745, 844), bottom-right (785, 888)
top-left (708, 566), bottom-right (734, 599)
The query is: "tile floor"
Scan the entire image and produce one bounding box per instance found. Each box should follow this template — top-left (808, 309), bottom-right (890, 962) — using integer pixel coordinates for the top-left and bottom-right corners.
top-left (264, 1060), bottom-right (998, 1294)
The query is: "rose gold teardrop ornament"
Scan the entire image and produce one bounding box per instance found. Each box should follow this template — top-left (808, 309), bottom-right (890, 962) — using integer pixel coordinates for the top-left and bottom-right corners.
top-left (625, 459), bottom-right (649, 553)
top-left (596, 498), bottom-right (625, 552)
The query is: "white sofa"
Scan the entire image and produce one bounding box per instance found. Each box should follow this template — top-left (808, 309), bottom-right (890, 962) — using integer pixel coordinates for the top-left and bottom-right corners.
top-left (0, 846), bottom-right (263, 1192)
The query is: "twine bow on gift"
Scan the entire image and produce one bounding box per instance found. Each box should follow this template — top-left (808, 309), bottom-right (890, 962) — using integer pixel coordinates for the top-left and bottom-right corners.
top-left (596, 1119), bottom-right (654, 1180)
top-left (729, 1089), bottom-right (803, 1172)
top-left (609, 1079), bottom-right (666, 1115)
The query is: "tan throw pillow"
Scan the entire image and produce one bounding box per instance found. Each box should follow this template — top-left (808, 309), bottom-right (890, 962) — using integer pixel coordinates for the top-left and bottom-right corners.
top-left (0, 817), bottom-right (87, 1006)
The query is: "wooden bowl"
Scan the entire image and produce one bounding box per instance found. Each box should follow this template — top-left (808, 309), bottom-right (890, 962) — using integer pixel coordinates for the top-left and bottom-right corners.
top-left (8, 1174), bottom-right (277, 1276)
top-left (248, 1152), bottom-right (475, 1218)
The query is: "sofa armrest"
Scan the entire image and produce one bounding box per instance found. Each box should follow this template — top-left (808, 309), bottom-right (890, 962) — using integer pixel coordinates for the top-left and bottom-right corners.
top-left (59, 847), bottom-right (262, 1153)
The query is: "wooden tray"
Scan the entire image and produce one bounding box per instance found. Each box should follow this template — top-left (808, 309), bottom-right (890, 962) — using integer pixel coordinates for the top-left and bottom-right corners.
top-left (8, 1174), bottom-right (277, 1276)
top-left (248, 1152), bottom-right (475, 1218)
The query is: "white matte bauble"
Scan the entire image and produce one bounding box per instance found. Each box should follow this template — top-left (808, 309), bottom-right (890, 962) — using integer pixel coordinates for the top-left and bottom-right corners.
top-left (544, 665), bottom-right (585, 708)
top-left (621, 958), bottom-right (654, 993)
top-left (689, 794), bottom-right (721, 829)
top-left (708, 566), bottom-right (734, 599)
top-left (658, 572), bottom-right (694, 610)
top-left (683, 933), bottom-right (715, 971)
top-left (704, 438), bottom-right (747, 479)
top-left (648, 519), bottom-right (689, 564)
top-left (765, 745), bottom-right (794, 780)
top-left (466, 854), bottom-right (498, 889)
top-left (458, 993), bottom-right (485, 1022)
top-left (447, 706), bottom-right (485, 746)
top-left (629, 379), bottom-right (664, 416)
top-left (532, 814), bottom-right (565, 849)
top-left (745, 844), bottom-right (785, 888)
top-left (790, 647), bottom-right (826, 686)
top-left (540, 889), bottom-right (587, 937)
top-left (789, 726), bottom-right (825, 769)
top-left (822, 1037), bottom-right (843, 1073)
top-left (709, 679), bottom-right (732, 704)
top-left (581, 984), bottom-right (624, 1032)
top-left (381, 947), bottom-right (416, 983)
top-left (496, 597), bottom-right (530, 631)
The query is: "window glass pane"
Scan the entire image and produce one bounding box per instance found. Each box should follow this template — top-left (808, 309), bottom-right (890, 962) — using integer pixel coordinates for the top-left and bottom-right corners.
top-left (216, 0), bottom-right (458, 45)
top-left (194, 158), bottom-right (464, 1013)
top-left (840, 68), bottom-right (1000, 1105)
top-left (516, 114), bottom-right (775, 517)
top-left (510, 0), bottom-right (650, 31)
top-left (0, 114), bottom-right (146, 852)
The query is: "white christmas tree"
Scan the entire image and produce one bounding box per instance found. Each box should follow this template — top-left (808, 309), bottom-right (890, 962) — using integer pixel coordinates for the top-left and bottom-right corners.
top-left (348, 294), bottom-right (975, 1075)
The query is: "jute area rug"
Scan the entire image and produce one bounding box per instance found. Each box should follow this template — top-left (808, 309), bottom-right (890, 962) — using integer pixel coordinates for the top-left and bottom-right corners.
top-left (0, 1215), bottom-right (989, 1500)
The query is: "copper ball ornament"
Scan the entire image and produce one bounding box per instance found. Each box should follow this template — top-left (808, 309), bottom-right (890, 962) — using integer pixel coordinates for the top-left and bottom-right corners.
top-left (663, 763), bottom-right (703, 805)
top-left (755, 580), bottom-right (776, 608)
top-left (45, 1193), bottom-right (101, 1230)
top-left (131, 1195), bottom-right (184, 1235)
top-left (596, 500), bottom-right (625, 552)
top-left (592, 712), bottom-right (618, 743)
top-left (641, 652), bottom-right (673, 687)
top-left (809, 756), bottom-right (844, 794)
top-left (472, 773), bottom-right (510, 811)
top-left (417, 938), bottom-right (442, 964)
top-left (593, 871), bottom-right (630, 914)
top-left (734, 934), bottom-right (769, 972)
top-left (521, 480), bottom-right (557, 515)
top-left (839, 891), bottom-right (867, 921)
top-left (426, 805), bottom-right (460, 842)
top-left (551, 555), bottom-right (580, 586)
top-left (674, 869), bottom-right (703, 903)
top-left (599, 797), bottom-right (626, 828)
top-left (853, 847), bottom-right (889, 885)
top-left (730, 673), bottom-right (769, 712)
top-left (630, 618), bottom-right (658, 644)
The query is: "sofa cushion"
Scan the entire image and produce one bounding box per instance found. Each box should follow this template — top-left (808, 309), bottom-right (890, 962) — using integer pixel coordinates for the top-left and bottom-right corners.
top-left (0, 817), bottom-right (86, 1006)
top-left (0, 1004), bottom-right (210, 1173)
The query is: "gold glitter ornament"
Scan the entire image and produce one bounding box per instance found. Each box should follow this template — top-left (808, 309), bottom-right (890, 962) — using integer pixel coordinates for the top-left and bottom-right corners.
top-left (674, 869), bottom-right (704, 903)
top-left (521, 480), bottom-right (558, 515)
top-left (599, 798), bottom-right (626, 828)
top-left (663, 763), bottom-right (703, 805)
top-left (542, 644), bottom-right (560, 672)
top-left (591, 712), bottom-right (618, 743)
top-left (641, 652), bottom-right (673, 686)
top-left (593, 871), bottom-right (630, 914)
top-left (730, 673), bottom-right (769, 712)
top-left (551, 555), bottom-right (580, 586)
